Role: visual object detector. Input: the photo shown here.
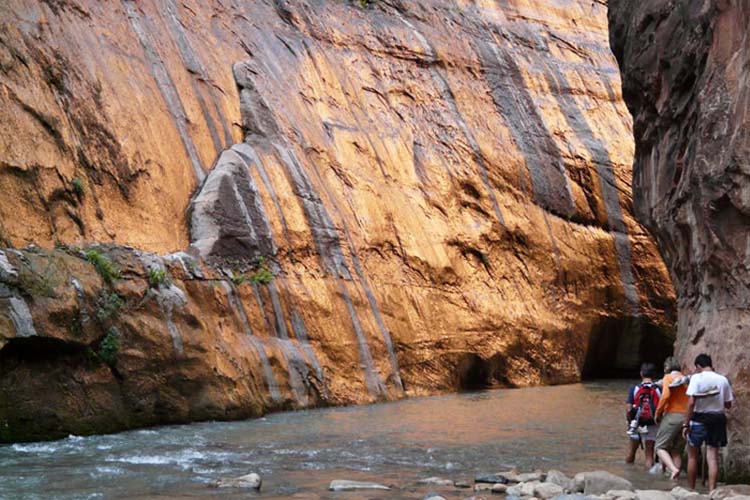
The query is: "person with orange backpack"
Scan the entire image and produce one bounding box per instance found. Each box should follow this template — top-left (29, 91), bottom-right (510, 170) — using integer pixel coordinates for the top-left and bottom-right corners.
top-left (625, 363), bottom-right (661, 468)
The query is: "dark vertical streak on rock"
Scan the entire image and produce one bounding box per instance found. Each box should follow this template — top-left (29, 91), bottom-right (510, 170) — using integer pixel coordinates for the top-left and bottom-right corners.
top-left (288, 304), bottom-right (328, 393)
top-left (250, 282), bottom-right (308, 406)
top-left (233, 144), bottom-right (293, 249)
top-left (542, 58), bottom-right (640, 312)
top-left (268, 143), bottom-right (352, 280)
top-left (221, 280), bottom-right (283, 403)
top-left (270, 144), bottom-right (390, 396)
top-left (163, 0), bottom-right (225, 152)
top-left (267, 281), bottom-right (290, 340)
top-left (395, 14), bottom-right (506, 228)
top-left (123, 0), bottom-right (205, 182)
top-left (478, 34), bottom-right (575, 218)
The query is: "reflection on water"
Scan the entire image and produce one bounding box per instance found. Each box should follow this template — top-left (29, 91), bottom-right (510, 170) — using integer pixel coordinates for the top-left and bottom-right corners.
top-left (0, 381), bottom-right (674, 499)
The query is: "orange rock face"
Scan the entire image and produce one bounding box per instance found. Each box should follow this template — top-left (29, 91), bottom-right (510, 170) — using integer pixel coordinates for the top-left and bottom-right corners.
top-left (0, 0), bottom-right (674, 440)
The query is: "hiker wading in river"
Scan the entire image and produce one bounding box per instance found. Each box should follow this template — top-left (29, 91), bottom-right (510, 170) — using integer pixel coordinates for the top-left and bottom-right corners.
top-left (683, 353), bottom-right (734, 491)
top-left (654, 356), bottom-right (689, 479)
top-left (626, 363), bottom-right (661, 468)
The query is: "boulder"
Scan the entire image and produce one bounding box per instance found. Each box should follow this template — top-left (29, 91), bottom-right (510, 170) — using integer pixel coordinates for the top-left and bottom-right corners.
top-left (475, 473), bottom-right (510, 484)
top-left (635, 490), bottom-right (674, 500)
top-left (492, 484), bottom-right (509, 493)
top-left (547, 470), bottom-right (575, 492)
top-left (455, 481), bottom-right (472, 489)
top-left (424, 494), bottom-right (448, 500)
top-left (474, 484), bottom-right (493, 492)
top-left (573, 472), bottom-right (633, 495)
top-left (712, 487), bottom-right (750, 500)
top-left (215, 472), bottom-right (262, 490)
top-left (507, 481), bottom-right (542, 497)
top-left (418, 477), bottom-right (455, 487)
top-left (519, 472), bottom-right (547, 482)
top-left (507, 483), bottom-right (524, 496)
top-left (552, 495), bottom-right (601, 500)
top-left (609, 490), bottom-right (637, 500)
top-left (329, 480), bottom-right (390, 491)
top-left (671, 488), bottom-right (699, 500)
top-left (535, 483), bottom-right (566, 499)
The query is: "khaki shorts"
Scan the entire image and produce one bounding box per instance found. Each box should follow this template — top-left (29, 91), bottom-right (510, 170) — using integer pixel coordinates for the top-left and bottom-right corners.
top-left (655, 412), bottom-right (687, 451)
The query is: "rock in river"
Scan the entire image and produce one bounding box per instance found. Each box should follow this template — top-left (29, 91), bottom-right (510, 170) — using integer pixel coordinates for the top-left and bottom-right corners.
top-left (418, 477), bottom-right (455, 487)
top-left (573, 471), bottom-right (633, 495)
top-left (475, 473), bottom-right (510, 484)
top-left (547, 470), bottom-right (575, 492)
top-left (329, 479), bottom-right (391, 491)
top-left (215, 472), bottom-right (262, 490)
top-left (535, 482), bottom-right (565, 499)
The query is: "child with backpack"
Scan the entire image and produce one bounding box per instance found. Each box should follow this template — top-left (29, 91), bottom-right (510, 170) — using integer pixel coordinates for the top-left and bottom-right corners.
top-left (625, 363), bottom-right (661, 468)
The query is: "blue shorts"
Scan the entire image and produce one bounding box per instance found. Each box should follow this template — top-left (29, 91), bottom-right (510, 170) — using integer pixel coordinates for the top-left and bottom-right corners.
top-left (688, 413), bottom-right (728, 448)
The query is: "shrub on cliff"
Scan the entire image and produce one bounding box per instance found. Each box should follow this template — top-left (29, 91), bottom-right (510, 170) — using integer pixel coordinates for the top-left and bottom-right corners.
top-left (147, 268), bottom-right (170, 288)
top-left (97, 327), bottom-right (120, 367)
top-left (84, 249), bottom-right (121, 284)
top-left (96, 291), bottom-right (124, 322)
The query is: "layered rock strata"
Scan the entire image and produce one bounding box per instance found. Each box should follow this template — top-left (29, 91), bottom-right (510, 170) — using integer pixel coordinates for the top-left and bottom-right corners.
top-left (1, 0), bottom-right (674, 440)
top-left (609, 0), bottom-right (750, 477)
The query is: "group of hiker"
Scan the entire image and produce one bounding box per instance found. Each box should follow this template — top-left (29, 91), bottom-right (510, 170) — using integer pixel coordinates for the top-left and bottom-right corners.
top-left (625, 354), bottom-right (734, 491)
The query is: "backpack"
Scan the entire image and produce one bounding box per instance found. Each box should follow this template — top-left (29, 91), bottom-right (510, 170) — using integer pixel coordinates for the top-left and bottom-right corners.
top-left (631, 383), bottom-right (660, 425)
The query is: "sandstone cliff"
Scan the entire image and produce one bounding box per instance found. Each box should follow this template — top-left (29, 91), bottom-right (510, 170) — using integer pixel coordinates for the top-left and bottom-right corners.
top-left (609, 0), bottom-right (749, 478)
top-left (1, 0), bottom-right (673, 441)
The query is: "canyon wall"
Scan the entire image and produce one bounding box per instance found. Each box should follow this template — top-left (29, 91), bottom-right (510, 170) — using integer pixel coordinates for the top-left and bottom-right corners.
top-left (0, 0), bottom-right (674, 441)
top-left (609, 0), bottom-right (749, 478)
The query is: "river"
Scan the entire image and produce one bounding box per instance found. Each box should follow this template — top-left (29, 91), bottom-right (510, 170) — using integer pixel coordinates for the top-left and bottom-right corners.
top-left (0, 380), bottom-right (674, 499)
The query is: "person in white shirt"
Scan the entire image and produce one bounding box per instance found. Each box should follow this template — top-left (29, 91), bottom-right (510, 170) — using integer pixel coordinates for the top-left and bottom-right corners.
top-left (682, 353), bottom-right (734, 491)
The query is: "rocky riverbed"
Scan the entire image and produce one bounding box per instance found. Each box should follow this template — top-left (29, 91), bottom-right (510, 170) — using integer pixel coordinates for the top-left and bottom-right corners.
top-left (213, 467), bottom-right (750, 500)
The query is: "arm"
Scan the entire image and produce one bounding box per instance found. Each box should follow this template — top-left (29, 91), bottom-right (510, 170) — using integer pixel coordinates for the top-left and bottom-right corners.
top-left (682, 396), bottom-right (695, 437)
top-left (625, 386), bottom-right (635, 422)
top-left (655, 380), bottom-right (671, 421)
top-left (724, 379), bottom-right (734, 410)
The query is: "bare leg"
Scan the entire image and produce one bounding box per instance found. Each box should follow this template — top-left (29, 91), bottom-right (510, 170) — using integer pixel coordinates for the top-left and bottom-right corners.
top-left (672, 451), bottom-right (683, 477)
top-left (626, 438), bottom-right (639, 463)
top-left (645, 440), bottom-right (655, 468)
top-left (687, 445), bottom-right (699, 489)
top-left (706, 446), bottom-right (719, 491)
top-left (657, 448), bottom-right (680, 479)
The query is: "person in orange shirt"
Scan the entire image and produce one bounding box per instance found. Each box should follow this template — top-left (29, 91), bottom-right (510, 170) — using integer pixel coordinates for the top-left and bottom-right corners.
top-left (654, 356), bottom-right (690, 479)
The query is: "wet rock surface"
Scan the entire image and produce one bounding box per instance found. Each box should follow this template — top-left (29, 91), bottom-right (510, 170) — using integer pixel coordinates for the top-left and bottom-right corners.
top-left (329, 479), bottom-right (391, 491)
top-left (1, 0), bottom-right (675, 439)
top-left (214, 472), bottom-right (262, 490)
top-left (608, 0), bottom-right (750, 477)
top-left (574, 471), bottom-right (634, 495)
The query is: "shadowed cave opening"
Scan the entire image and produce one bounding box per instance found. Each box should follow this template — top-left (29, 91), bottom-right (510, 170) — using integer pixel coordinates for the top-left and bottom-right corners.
top-left (582, 316), bottom-right (673, 380)
top-left (456, 353), bottom-right (510, 391)
top-left (0, 337), bottom-right (89, 369)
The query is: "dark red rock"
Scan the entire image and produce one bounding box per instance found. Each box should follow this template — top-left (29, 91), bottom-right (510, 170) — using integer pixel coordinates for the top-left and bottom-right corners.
top-left (609, 0), bottom-right (750, 477)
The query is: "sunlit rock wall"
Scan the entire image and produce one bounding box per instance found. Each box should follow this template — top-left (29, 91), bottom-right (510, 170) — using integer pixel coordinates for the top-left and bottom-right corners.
top-left (0, 0), bottom-right (674, 440)
top-left (609, 0), bottom-right (750, 477)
